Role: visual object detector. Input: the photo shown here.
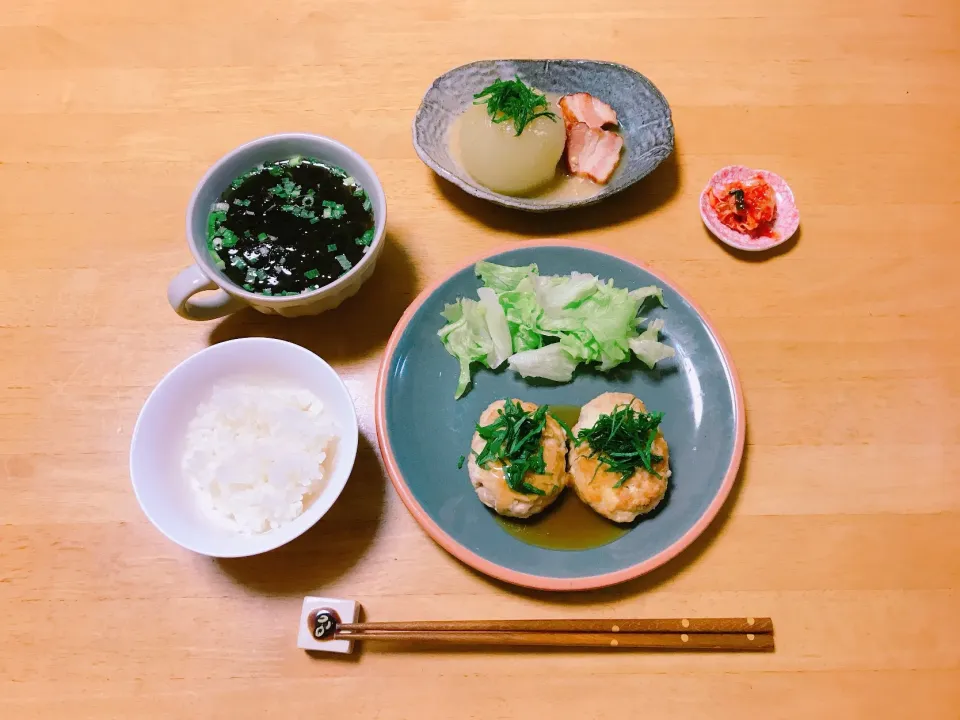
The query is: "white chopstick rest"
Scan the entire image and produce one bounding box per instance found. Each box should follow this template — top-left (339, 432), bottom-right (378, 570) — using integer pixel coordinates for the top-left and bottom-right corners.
top-left (297, 597), bottom-right (359, 654)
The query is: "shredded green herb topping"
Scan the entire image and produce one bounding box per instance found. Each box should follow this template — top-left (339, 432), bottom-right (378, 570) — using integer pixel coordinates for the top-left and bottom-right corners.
top-left (576, 404), bottom-right (665, 488)
top-left (474, 400), bottom-right (553, 495)
top-left (473, 76), bottom-right (558, 136)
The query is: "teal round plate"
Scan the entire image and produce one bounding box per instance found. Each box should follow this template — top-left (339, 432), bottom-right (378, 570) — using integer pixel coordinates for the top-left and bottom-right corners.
top-left (375, 242), bottom-right (745, 590)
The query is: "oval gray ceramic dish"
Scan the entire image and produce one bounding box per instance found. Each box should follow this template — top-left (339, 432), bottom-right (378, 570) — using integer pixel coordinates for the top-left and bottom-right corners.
top-left (412, 59), bottom-right (675, 212)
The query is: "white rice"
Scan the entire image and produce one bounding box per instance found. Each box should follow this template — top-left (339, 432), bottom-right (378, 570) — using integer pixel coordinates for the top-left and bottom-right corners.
top-left (182, 379), bottom-right (337, 534)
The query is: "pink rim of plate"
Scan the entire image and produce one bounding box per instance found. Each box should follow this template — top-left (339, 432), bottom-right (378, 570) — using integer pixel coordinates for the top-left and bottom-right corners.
top-left (374, 240), bottom-right (746, 591)
top-left (699, 165), bottom-right (800, 252)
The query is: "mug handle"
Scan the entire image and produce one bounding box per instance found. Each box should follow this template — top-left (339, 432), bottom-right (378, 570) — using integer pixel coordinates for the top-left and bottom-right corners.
top-left (167, 264), bottom-right (244, 321)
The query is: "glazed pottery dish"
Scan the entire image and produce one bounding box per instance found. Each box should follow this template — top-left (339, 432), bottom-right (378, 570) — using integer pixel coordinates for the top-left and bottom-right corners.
top-left (130, 338), bottom-right (359, 557)
top-left (413, 59), bottom-right (674, 212)
top-left (168, 133), bottom-right (387, 320)
top-left (376, 242), bottom-right (745, 590)
top-left (700, 165), bottom-right (800, 252)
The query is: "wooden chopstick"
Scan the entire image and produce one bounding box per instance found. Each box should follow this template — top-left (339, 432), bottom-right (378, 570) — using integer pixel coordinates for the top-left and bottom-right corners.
top-left (340, 617), bottom-right (773, 634)
top-left (338, 630), bottom-right (773, 651)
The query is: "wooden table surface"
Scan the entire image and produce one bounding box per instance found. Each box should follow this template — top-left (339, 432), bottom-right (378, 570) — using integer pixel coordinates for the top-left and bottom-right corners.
top-left (2, 0), bottom-right (958, 717)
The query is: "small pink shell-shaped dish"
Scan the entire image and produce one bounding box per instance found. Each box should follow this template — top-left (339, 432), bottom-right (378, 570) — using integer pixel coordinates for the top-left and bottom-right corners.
top-left (700, 165), bottom-right (799, 252)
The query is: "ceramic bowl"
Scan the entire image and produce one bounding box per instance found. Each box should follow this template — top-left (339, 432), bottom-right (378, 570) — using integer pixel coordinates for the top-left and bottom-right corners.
top-left (700, 165), bottom-right (800, 252)
top-left (376, 242), bottom-right (745, 590)
top-left (413, 59), bottom-right (675, 212)
top-left (168, 133), bottom-right (388, 320)
top-left (130, 338), bottom-right (359, 557)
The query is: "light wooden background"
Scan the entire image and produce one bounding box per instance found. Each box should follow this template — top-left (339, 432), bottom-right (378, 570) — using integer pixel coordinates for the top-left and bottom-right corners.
top-left (1, 0), bottom-right (958, 717)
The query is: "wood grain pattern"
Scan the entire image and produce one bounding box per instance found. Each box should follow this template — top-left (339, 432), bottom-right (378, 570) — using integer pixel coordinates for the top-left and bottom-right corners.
top-left (1, 0), bottom-right (958, 717)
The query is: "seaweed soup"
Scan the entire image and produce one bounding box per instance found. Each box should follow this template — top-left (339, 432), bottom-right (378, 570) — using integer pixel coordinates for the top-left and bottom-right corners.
top-left (206, 157), bottom-right (375, 296)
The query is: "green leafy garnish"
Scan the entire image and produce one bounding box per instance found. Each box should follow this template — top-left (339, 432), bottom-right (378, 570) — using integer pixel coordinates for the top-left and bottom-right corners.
top-left (457, 455), bottom-right (466, 470)
top-left (473, 77), bottom-right (558, 136)
top-left (327, 243), bottom-right (338, 252)
top-left (280, 199), bottom-right (316, 220)
top-left (206, 209), bottom-right (227, 241)
top-left (304, 268), bottom-right (320, 280)
top-left (271, 180), bottom-right (300, 200)
top-left (356, 228), bottom-right (375, 247)
top-left (474, 400), bottom-right (550, 495)
top-left (322, 200), bottom-right (345, 220)
top-left (576, 404), bottom-right (664, 488)
top-left (551, 412), bottom-right (575, 442)
top-left (220, 228), bottom-right (239, 248)
top-left (257, 232), bottom-right (268, 241)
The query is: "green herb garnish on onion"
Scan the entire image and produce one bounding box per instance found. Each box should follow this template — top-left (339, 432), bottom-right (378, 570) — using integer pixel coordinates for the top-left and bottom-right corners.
top-left (474, 400), bottom-right (549, 495)
top-left (473, 76), bottom-right (558, 136)
top-left (576, 404), bottom-right (665, 488)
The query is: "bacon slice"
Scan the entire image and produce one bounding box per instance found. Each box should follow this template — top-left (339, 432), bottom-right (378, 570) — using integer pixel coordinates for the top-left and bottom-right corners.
top-left (559, 93), bottom-right (618, 130)
top-left (565, 122), bottom-right (624, 184)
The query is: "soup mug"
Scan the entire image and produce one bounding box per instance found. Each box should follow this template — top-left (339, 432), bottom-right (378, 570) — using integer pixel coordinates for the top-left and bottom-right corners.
top-left (168, 133), bottom-right (387, 320)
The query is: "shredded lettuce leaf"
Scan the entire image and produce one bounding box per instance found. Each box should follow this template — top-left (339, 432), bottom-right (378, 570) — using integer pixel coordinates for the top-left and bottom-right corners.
top-left (629, 285), bottom-right (667, 308)
top-left (437, 262), bottom-right (675, 396)
top-left (532, 272), bottom-right (599, 316)
top-left (437, 298), bottom-right (494, 398)
top-left (508, 344), bottom-right (579, 383)
top-left (629, 318), bottom-right (676, 368)
top-left (476, 287), bottom-right (512, 369)
top-left (498, 277), bottom-right (548, 353)
top-left (475, 261), bottom-right (538, 292)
